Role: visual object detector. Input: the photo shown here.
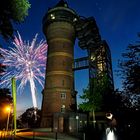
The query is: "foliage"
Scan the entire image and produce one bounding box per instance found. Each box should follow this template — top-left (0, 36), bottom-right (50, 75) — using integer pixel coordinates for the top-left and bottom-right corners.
top-left (119, 44), bottom-right (140, 94)
top-left (19, 107), bottom-right (41, 128)
top-left (0, 0), bottom-right (30, 39)
top-left (11, 0), bottom-right (31, 22)
top-left (0, 88), bottom-right (12, 103)
top-left (0, 88), bottom-right (12, 129)
top-left (118, 36), bottom-right (140, 107)
top-left (79, 72), bottom-right (112, 112)
top-left (113, 35), bottom-right (140, 139)
top-left (0, 51), bottom-right (12, 129)
top-left (0, 88), bottom-right (12, 111)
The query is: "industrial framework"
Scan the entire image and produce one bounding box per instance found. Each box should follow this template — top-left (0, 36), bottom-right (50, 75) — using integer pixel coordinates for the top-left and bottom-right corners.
top-left (74, 16), bottom-right (114, 93)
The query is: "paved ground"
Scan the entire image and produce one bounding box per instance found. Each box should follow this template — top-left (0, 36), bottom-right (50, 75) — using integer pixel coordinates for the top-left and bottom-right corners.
top-left (16, 132), bottom-right (81, 140)
top-left (0, 130), bottom-right (82, 140)
top-left (0, 129), bottom-right (83, 140)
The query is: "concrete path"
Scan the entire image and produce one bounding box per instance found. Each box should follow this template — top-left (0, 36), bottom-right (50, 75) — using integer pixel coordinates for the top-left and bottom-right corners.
top-left (16, 132), bottom-right (81, 140)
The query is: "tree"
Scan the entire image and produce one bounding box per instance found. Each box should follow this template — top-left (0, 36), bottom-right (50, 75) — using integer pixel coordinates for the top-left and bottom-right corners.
top-left (0, 0), bottom-right (30, 129)
top-left (0, 50), bottom-right (13, 129)
top-left (116, 35), bottom-right (140, 139)
top-left (79, 72), bottom-right (114, 112)
top-left (0, 88), bottom-right (12, 129)
top-left (19, 107), bottom-right (41, 128)
top-left (79, 73), bottom-right (118, 139)
top-left (0, 0), bottom-right (30, 39)
top-left (118, 36), bottom-right (140, 108)
top-left (79, 79), bottom-right (102, 112)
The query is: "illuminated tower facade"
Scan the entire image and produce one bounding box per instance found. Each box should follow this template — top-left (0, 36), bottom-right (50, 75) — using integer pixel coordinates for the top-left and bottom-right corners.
top-left (41, 0), bottom-right (78, 129)
top-left (96, 40), bottom-right (114, 90)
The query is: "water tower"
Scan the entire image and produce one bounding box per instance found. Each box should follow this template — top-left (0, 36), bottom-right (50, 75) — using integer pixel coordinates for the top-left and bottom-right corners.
top-left (40, 0), bottom-right (78, 130)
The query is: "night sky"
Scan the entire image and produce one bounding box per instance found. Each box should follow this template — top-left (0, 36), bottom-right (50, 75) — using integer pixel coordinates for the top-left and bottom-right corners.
top-left (1, 0), bottom-right (140, 116)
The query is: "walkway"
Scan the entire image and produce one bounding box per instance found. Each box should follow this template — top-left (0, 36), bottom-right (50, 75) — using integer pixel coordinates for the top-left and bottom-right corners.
top-left (16, 132), bottom-right (81, 140)
top-left (1, 129), bottom-right (83, 140)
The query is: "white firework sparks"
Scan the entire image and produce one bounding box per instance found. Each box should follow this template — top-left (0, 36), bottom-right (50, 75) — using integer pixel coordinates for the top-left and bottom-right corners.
top-left (0, 32), bottom-right (47, 108)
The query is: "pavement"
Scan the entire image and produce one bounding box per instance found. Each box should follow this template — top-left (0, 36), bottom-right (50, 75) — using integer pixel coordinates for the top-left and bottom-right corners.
top-left (0, 129), bottom-right (82, 140)
top-left (16, 132), bottom-right (81, 140)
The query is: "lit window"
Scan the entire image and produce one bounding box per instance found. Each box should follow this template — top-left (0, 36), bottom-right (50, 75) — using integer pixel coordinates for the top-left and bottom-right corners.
top-left (50, 14), bottom-right (55, 19)
top-left (73, 18), bottom-right (77, 22)
top-left (61, 93), bottom-right (66, 99)
top-left (61, 105), bottom-right (65, 112)
top-left (91, 55), bottom-right (95, 61)
top-left (97, 63), bottom-right (103, 71)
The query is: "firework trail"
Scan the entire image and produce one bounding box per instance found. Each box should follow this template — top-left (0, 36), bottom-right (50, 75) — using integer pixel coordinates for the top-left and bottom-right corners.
top-left (0, 32), bottom-right (47, 108)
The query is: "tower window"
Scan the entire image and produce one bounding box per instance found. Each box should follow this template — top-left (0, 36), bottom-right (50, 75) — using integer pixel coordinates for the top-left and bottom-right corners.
top-left (50, 14), bottom-right (55, 19)
top-left (61, 105), bottom-right (65, 112)
top-left (61, 93), bottom-right (66, 99)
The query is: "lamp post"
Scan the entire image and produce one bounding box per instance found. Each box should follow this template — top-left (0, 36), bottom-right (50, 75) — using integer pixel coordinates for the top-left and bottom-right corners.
top-left (106, 112), bottom-right (117, 129)
top-left (5, 106), bottom-right (11, 134)
top-left (92, 109), bottom-right (96, 128)
top-left (76, 115), bottom-right (79, 133)
top-left (106, 112), bottom-right (113, 120)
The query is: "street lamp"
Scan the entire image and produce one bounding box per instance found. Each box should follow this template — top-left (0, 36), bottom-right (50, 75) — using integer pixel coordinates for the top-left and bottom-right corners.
top-left (5, 106), bottom-right (11, 134)
top-left (106, 113), bottom-right (113, 120)
top-left (106, 112), bottom-right (117, 129)
top-left (76, 115), bottom-right (79, 132)
top-left (105, 112), bottom-right (117, 140)
top-left (92, 109), bottom-right (96, 128)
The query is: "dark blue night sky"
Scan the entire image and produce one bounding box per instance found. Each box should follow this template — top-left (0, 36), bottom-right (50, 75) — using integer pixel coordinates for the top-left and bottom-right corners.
top-left (1, 0), bottom-right (140, 116)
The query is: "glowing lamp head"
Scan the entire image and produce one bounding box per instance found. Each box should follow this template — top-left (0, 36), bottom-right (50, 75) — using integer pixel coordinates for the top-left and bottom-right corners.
top-left (106, 113), bottom-right (113, 120)
top-left (5, 106), bottom-right (11, 113)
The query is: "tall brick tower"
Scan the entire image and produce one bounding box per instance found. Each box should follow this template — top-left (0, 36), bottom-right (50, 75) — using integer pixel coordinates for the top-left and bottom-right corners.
top-left (40, 0), bottom-right (78, 130)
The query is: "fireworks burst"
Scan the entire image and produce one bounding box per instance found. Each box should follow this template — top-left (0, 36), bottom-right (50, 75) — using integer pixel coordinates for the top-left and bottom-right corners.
top-left (0, 32), bottom-right (47, 108)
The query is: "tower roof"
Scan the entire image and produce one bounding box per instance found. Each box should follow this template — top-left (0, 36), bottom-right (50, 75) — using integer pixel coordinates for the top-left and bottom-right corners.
top-left (55, 0), bottom-right (68, 8)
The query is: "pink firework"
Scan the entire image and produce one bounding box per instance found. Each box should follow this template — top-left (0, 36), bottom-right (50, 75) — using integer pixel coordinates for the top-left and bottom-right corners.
top-left (0, 32), bottom-right (48, 108)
